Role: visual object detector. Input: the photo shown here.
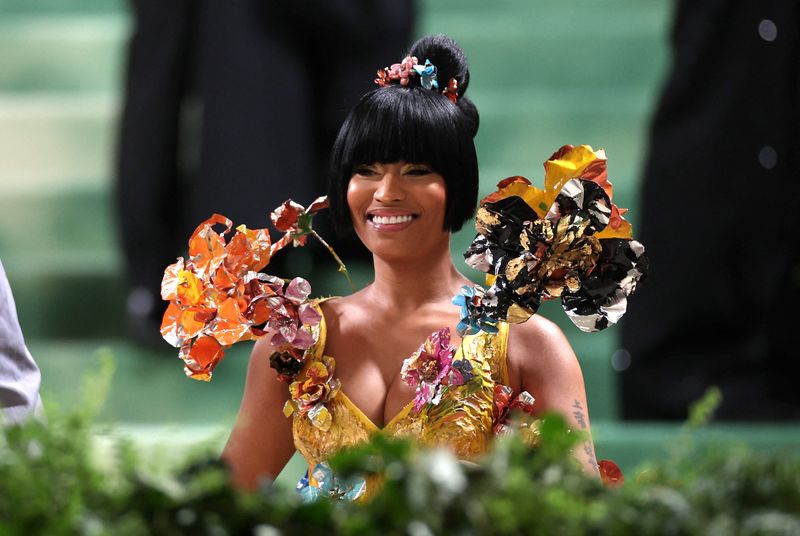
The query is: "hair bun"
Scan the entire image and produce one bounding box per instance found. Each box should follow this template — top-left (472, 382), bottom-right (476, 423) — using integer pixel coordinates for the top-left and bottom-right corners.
top-left (408, 34), bottom-right (471, 97)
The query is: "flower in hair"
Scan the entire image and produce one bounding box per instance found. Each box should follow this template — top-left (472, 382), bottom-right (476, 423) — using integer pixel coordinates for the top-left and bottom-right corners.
top-left (374, 55), bottom-right (459, 103)
top-left (413, 59), bottom-right (438, 90)
top-left (443, 78), bottom-right (458, 103)
top-left (376, 55), bottom-right (418, 87)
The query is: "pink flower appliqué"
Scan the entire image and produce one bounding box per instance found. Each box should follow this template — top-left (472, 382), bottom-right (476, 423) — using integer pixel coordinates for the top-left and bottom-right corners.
top-left (400, 327), bottom-right (456, 413)
top-left (264, 277), bottom-right (321, 351)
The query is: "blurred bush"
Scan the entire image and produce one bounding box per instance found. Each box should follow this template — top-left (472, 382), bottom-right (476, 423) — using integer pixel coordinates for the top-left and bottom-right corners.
top-left (1, 362), bottom-right (799, 535)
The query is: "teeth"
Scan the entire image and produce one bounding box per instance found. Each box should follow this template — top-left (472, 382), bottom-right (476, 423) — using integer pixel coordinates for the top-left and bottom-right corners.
top-left (372, 215), bottom-right (414, 225)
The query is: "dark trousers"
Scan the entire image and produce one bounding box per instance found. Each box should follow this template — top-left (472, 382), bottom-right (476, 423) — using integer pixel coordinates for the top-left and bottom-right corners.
top-left (620, 0), bottom-right (800, 420)
top-left (116, 1), bottom-right (415, 314)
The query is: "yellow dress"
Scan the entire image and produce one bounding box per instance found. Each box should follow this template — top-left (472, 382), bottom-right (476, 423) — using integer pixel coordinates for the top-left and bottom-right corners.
top-left (289, 299), bottom-right (511, 499)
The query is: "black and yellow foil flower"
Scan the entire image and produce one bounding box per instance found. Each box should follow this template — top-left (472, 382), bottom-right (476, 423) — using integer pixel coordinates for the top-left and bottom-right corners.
top-left (462, 145), bottom-right (648, 332)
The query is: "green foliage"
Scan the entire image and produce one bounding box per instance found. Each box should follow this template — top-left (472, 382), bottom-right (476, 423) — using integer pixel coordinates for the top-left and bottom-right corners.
top-left (1, 365), bottom-right (799, 535)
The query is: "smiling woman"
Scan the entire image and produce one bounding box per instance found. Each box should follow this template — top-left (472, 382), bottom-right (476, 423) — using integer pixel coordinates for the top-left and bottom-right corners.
top-left (221, 34), bottom-right (600, 499)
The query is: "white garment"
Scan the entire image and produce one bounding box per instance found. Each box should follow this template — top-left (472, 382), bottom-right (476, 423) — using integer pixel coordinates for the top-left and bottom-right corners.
top-left (0, 259), bottom-right (42, 424)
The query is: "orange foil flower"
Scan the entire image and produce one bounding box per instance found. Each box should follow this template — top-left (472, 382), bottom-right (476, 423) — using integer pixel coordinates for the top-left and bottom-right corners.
top-left (160, 196), bottom-right (350, 381)
top-left (160, 213), bottom-right (322, 381)
top-left (160, 214), bottom-right (279, 380)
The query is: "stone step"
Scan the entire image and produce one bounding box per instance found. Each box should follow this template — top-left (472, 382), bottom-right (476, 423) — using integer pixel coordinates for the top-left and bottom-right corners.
top-left (0, 15), bottom-right (127, 92)
top-left (0, 91), bottom-right (650, 195)
top-left (0, 0), bottom-right (664, 14)
top-left (0, 0), bottom-right (123, 14)
top-left (0, 93), bottom-right (116, 194)
top-left (0, 3), bottom-right (668, 91)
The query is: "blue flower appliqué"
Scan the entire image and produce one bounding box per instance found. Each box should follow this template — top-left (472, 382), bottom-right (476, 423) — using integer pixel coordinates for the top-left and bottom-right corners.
top-left (452, 285), bottom-right (499, 336)
top-left (296, 462), bottom-right (366, 502)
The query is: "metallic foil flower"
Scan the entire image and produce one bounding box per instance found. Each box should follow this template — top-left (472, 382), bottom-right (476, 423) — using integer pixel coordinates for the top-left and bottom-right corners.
top-left (401, 328), bottom-right (457, 412)
top-left (443, 77), bottom-right (458, 103)
top-left (413, 58), bottom-right (438, 89)
top-left (264, 277), bottom-right (322, 351)
top-left (284, 355), bottom-right (341, 431)
top-left (561, 238), bottom-right (648, 332)
top-left (297, 462), bottom-right (367, 502)
top-left (449, 359), bottom-right (474, 387)
top-left (160, 212), bottom-right (327, 381)
top-left (270, 196), bottom-right (354, 292)
top-left (269, 347), bottom-right (304, 383)
top-left (492, 384), bottom-right (536, 436)
top-left (270, 196), bottom-right (330, 253)
top-left (598, 459), bottom-right (624, 488)
top-left (160, 214), bottom-right (276, 380)
top-left (460, 145), bottom-right (648, 333)
top-left (452, 285), bottom-right (499, 337)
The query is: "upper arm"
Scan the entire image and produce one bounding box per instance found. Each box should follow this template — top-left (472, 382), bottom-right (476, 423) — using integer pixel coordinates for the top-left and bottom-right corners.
top-left (507, 317), bottom-right (598, 474)
top-left (221, 337), bottom-right (296, 490)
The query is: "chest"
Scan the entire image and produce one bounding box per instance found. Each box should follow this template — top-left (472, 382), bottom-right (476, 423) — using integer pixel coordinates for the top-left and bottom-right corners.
top-left (324, 314), bottom-right (462, 428)
top-left (292, 325), bottom-right (508, 467)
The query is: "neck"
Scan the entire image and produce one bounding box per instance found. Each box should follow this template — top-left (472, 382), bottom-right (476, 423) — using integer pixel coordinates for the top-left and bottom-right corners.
top-left (366, 239), bottom-right (468, 312)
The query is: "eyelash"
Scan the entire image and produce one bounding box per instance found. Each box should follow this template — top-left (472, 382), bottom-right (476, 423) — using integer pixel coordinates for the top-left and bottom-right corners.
top-left (353, 165), bottom-right (432, 177)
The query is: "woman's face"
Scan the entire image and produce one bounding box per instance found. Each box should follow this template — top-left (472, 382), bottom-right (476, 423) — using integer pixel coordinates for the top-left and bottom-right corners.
top-left (347, 162), bottom-right (449, 261)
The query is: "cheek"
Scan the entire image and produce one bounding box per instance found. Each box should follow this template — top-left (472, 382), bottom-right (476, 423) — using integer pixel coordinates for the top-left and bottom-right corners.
top-left (346, 180), bottom-right (364, 219)
top-left (422, 181), bottom-right (448, 220)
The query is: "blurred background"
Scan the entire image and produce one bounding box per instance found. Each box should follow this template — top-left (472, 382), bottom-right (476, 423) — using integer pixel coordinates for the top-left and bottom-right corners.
top-left (1, 0), bottom-right (797, 480)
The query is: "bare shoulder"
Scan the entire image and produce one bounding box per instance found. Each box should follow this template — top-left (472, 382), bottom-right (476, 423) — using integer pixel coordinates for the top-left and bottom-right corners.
top-left (506, 314), bottom-right (580, 391)
top-left (318, 289), bottom-right (374, 328)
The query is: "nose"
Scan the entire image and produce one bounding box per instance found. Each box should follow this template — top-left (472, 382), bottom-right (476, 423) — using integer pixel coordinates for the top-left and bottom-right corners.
top-left (374, 171), bottom-right (405, 203)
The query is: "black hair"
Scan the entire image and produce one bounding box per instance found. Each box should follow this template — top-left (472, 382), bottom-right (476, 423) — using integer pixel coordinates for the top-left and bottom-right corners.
top-left (329, 34), bottom-right (480, 234)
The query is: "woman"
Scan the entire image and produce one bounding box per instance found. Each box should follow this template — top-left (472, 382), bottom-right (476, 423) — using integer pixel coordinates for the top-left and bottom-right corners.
top-left (222, 34), bottom-right (599, 493)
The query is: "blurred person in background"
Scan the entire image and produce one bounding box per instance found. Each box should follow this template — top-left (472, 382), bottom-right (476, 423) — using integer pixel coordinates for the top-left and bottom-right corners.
top-left (620, 0), bottom-right (800, 420)
top-left (116, 1), bottom-right (415, 345)
top-left (0, 260), bottom-right (43, 424)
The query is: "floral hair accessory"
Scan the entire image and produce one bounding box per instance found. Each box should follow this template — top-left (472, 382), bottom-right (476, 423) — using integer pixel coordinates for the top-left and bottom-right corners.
top-left (160, 195), bottom-right (349, 381)
top-left (400, 327), bottom-right (457, 413)
top-left (413, 59), bottom-right (438, 89)
top-left (459, 145), bottom-right (649, 333)
top-left (375, 55), bottom-right (458, 102)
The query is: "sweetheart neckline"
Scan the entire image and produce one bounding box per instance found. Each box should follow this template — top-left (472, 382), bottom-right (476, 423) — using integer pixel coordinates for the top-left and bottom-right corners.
top-left (312, 297), bottom-right (469, 430)
top-left (334, 341), bottom-right (467, 430)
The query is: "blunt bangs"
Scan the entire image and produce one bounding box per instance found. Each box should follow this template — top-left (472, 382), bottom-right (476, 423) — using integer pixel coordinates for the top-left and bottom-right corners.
top-left (329, 85), bottom-right (478, 234)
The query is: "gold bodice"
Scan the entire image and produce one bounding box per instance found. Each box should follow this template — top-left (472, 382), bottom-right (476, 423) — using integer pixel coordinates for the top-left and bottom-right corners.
top-left (290, 300), bottom-right (510, 496)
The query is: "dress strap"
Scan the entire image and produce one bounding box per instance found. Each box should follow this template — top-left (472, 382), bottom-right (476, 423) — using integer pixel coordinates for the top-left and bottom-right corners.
top-left (496, 322), bottom-right (510, 386)
top-left (308, 297), bottom-right (337, 361)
